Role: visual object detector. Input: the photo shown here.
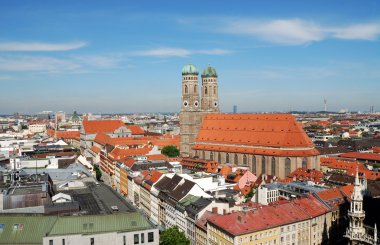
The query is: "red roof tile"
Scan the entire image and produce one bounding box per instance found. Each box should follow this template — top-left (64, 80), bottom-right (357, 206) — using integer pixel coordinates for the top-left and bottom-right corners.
top-left (208, 195), bottom-right (328, 236)
top-left (195, 114), bottom-right (316, 151)
top-left (83, 120), bottom-right (144, 135)
top-left (340, 152), bottom-right (380, 162)
top-left (90, 146), bottom-right (101, 154)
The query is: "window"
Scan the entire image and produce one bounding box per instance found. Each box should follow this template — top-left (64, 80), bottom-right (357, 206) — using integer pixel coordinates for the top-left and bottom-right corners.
top-left (271, 157), bottom-right (276, 176)
top-left (252, 156), bottom-right (256, 173)
top-left (49, 240), bottom-right (53, 245)
top-left (123, 236), bottom-right (126, 245)
top-left (210, 151), bottom-right (214, 160)
top-left (90, 238), bottom-right (94, 245)
top-left (134, 234), bottom-right (139, 244)
top-left (205, 86), bottom-right (208, 95)
top-left (62, 239), bottom-right (65, 245)
top-left (302, 158), bottom-right (307, 169)
top-left (141, 233), bottom-right (145, 243)
top-left (214, 86), bottom-right (216, 95)
top-left (194, 85), bottom-right (197, 93)
top-left (218, 152), bottom-right (221, 163)
top-left (285, 158), bottom-right (291, 177)
top-left (226, 153), bottom-right (229, 163)
top-left (148, 232), bottom-right (154, 242)
top-left (262, 156), bottom-right (266, 174)
top-left (234, 154), bottom-right (238, 165)
top-left (184, 85), bottom-right (188, 94)
top-left (243, 155), bottom-right (247, 165)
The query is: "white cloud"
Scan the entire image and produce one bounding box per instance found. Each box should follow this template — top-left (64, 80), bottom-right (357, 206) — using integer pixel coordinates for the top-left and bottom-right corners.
top-left (131, 47), bottom-right (232, 57)
top-left (132, 48), bottom-right (191, 57)
top-left (0, 41), bottom-right (87, 51)
top-left (218, 18), bottom-right (380, 45)
top-left (73, 54), bottom-right (125, 68)
top-left (224, 19), bottom-right (324, 45)
top-left (197, 49), bottom-right (232, 55)
top-left (0, 56), bottom-right (81, 72)
top-left (331, 23), bottom-right (380, 40)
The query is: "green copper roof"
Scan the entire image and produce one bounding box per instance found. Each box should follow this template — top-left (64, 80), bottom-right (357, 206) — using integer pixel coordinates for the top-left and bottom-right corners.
top-left (202, 66), bottom-right (217, 78)
top-left (182, 64), bottom-right (198, 75)
top-left (0, 215), bottom-right (57, 244)
top-left (71, 110), bottom-right (80, 121)
top-left (47, 213), bottom-right (154, 236)
top-left (0, 212), bottom-right (154, 244)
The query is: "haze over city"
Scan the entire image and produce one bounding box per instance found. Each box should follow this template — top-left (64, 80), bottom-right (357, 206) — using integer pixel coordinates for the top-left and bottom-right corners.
top-left (1, 0), bottom-right (380, 114)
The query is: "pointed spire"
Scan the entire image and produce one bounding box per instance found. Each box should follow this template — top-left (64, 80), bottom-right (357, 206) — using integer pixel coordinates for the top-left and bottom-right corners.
top-left (355, 165), bottom-right (360, 186)
top-left (375, 223), bottom-right (378, 243)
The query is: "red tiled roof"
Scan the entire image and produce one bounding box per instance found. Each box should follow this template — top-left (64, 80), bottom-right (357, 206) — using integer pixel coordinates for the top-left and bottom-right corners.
top-left (147, 154), bottom-right (168, 161)
top-left (47, 129), bottom-right (80, 140)
top-left (320, 157), bottom-right (366, 172)
top-left (90, 146), bottom-right (101, 154)
top-left (195, 114), bottom-right (316, 151)
top-left (83, 120), bottom-right (144, 135)
top-left (340, 152), bottom-right (380, 162)
top-left (316, 188), bottom-right (345, 210)
top-left (108, 146), bottom-right (153, 160)
top-left (340, 185), bottom-right (354, 201)
top-left (287, 168), bottom-right (324, 183)
top-left (94, 132), bottom-right (150, 147)
top-left (208, 195), bottom-right (328, 236)
top-left (346, 169), bottom-right (380, 180)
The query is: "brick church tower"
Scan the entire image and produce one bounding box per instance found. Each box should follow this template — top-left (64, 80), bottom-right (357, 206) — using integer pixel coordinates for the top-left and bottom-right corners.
top-left (180, 64), bottom-right (219, 157)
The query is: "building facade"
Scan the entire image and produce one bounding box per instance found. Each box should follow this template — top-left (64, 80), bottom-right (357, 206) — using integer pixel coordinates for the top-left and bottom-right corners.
top-left (179, 64), bottom-right (320, 178)
top-left (180, 64), bottom-right (219, 157)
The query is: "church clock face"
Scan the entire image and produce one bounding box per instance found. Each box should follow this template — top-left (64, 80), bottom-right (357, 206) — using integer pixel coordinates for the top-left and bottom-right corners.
top-left (214, 101), bottom-right (218, 107)
top-left (194, 101), bottom-right (199, 107)
top-left (183, 101), bottom-right (189, 107)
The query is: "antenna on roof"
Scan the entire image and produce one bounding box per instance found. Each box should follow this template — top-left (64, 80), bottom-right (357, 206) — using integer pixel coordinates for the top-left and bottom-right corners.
top-left (324, 97), bottom-right (327, 112)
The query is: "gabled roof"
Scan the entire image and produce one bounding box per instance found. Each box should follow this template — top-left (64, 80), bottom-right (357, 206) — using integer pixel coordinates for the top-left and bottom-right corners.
top-left (83, 120), bottom-right (126, 134)
top-left (195, 114), bottom-right (316, 153)
top-left (83, 120), bottom-right (144, 135)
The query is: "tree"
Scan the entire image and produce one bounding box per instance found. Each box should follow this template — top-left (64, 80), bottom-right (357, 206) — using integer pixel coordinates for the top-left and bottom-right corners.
top-left (161, 145), bottom-right (180, 157)
top-left (160, 226), bottom-right (190, 245)
top-left (94, 165), bottom-right (102, 181)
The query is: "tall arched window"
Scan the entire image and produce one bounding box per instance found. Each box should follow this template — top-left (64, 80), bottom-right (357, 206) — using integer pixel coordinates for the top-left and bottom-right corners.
top-left (194, 85), bottom-right (197, 93)
top-left (184, 85), bottom-right (188, 94)
top-left (226, 153), bottom-right (229, 163)
top-left (210, 152), bottom-right (214, 161)
top-left (252, 156), bottom-right (256, 173)
top-left (234, 154), bottom-right (238, 165)
top-left (271, 157), bottom-right (276, 176)
top-left (262, 156), bottom-right (266, 174)
top-left (302, 158), bottom-right (307, 169)
top-left (214, 86), bottom-right (216, 95)
top-left (243, 155), bottom-right (247, 165)
top-left (218, 152), bottom-right (221, 163)
top-left (205, 86), bottom-right (208, 95)
top-left (285, 158), bottom-right (291, 177)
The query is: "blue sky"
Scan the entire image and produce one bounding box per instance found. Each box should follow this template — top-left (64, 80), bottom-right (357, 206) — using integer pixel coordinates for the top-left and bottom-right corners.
top-left (0, 0), bottom-right (379, 114)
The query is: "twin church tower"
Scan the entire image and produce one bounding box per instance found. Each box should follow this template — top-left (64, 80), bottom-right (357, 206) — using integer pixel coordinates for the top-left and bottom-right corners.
top-left (180, 64), bottom-right (220, 157)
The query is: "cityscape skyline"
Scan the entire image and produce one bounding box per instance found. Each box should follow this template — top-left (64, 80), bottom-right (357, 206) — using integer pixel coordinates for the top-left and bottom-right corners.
top-left (1, 0), bottom-right (380, 114)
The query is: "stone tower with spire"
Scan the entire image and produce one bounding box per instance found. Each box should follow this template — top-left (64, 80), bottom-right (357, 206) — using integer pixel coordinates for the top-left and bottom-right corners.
top-left (180, 64), bottom-right (220, 157)
top-left (345, 168), bottom-right (378, 244)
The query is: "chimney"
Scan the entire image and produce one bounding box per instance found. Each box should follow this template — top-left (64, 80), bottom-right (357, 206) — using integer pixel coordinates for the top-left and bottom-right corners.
top-left (237, 215), bottom-right (243, 223)
top-left (212, 207), bottom-right (218, 214)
